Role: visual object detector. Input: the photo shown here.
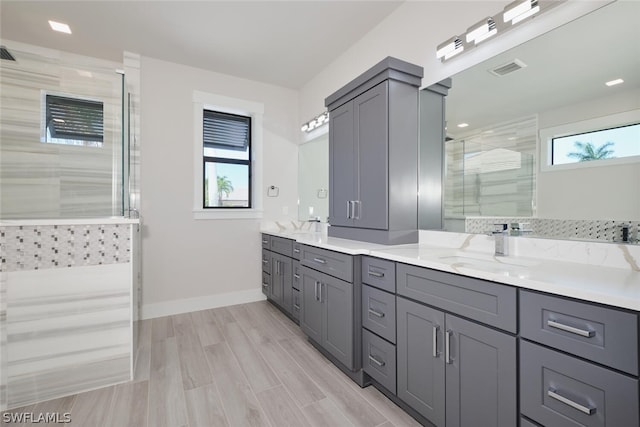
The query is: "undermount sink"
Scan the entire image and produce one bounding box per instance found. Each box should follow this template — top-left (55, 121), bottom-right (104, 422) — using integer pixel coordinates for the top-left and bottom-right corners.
top-left (438, 254), bottom-right (538, 274)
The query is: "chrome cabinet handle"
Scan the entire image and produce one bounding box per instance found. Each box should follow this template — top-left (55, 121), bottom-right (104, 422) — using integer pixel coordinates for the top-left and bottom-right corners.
top-left (275, 260), bottom-right (280, 275)
top-left (433, 325), bottom-right (440, 358)
top-left (368, 308), bottom-right (385, 318)
top-left (262, 239), bottom-right (268, 244)
top-left (294, 274), bottom-right (300, 279)
top-left (445, 330), bottom-right (452, 364)
top-left (262, 282), bottom-right (269, 288)
top-left (346, 201), bottom-right (352, 219)
top-left (319, 283), bottom-right (324, 303)
top-left (548, 388), bottom-right (596, 415)
top-left (262, 259), bottom-right (268, 265)
top-left (314, 281), bottom-right (319, 301)
top-left (313, 257), bottom-right (326, 265)
top-left (368, 354), bottom-right (385, 367)
top-left (293, 304), bottom-right (300, 310)
top-left (353, 200), bottom-right (361, 220)
top-left (547, 320), bottom-right (595, 338)
top-left (368, 270), bottom-right (384, 278)
top-left (293, 248), bottom-right (300, 254)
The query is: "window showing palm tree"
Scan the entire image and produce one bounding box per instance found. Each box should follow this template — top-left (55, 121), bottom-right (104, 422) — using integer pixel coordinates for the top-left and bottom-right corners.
top-left (216, 175), bottom-right (234, 205)
top-left (567, 141), bottom-right (615, 162)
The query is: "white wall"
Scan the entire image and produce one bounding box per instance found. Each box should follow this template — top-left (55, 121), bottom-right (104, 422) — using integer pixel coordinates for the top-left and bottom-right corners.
top-left (299, 1), bottom-right (610, 120)
top-left (139, 56), bottom-right (298, 318)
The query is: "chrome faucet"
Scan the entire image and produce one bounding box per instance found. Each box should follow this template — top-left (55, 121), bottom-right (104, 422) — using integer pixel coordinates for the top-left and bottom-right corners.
top-left (492, 223), bottom-right (509, 256)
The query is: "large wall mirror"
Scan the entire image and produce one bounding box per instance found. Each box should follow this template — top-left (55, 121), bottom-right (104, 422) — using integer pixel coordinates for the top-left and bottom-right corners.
top-left (298, 132), bottom-right (329, 222)
top-left (441, 0), bottom-right (639, 240)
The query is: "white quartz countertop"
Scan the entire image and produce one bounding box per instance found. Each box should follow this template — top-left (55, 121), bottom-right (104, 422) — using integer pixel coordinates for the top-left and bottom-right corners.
top-left (261, 228), bottom-right (640, 311)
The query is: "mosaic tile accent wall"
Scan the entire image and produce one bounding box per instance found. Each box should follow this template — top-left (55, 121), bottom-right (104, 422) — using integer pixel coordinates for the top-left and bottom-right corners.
top-left (466, 217), bottom-right (640, 243)
top-left (0, 224), bottom-right (131, 272)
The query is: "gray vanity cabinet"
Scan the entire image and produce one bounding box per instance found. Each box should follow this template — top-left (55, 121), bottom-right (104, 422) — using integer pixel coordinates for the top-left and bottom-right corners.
top-left (325, 57), bottom-right (423, 245)
top-left (269, 252), bottom-right (291, 308)
top-left (300, 265), bottom-right (354, 369)
top-left (397, 296), bottom-right (516, 427)
top-left (261, 234), bottom-right (296, 320)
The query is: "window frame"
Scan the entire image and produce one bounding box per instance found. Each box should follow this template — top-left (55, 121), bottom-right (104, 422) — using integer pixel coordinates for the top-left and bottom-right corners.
top-left (192, 91), bottom-right (264, 220)
top-left (202, 110), bottom-right (252, 209)
top-left (540, 109), bottom-right (640, 172)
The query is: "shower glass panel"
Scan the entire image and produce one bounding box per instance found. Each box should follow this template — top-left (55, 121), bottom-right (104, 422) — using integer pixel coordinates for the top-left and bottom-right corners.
top-left (0, 45), bottom-right (127, 219)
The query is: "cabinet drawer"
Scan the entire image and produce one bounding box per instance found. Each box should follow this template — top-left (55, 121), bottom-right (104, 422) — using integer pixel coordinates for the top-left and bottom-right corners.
top-left (261, 233), bottom-right (270, 249)
top-left (363, 329), bottom-right (396, 394)
top-left (362, 256), bottom-right (396, 292)
top-left (261, 272), bottom-right (270, 297)
top-left (397, 263), bottom-right (517, 333)
top-left (270, 236), bottom-right (294, 257)
top-left (292, 260), bottom-right (301, 291)
top-left (262, 250), bottom-right (271, 274)
top-left (520, 290), bottom-right (638, 375)
top-left (521, 341), bottom-right (639, 427)
top-left (292, 289), bottom-right (301, 322)
top-left (293, 242), bottom-right (301, 260)
top-left (300, 245), bottom-right (353, 282)
top-left (520, 417), bottom-right (541, 427)
top-left (362, 284), bottom-right (396, 343)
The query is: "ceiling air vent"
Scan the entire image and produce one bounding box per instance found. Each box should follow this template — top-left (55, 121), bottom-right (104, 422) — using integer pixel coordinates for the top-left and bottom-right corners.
top-left (489, 59), bottom-right (527, 77)
top-left (1, 46), bottom-right (16, 61)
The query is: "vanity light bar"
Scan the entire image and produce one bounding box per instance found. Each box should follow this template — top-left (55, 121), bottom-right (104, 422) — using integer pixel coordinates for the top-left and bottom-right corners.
top-left (436, 0), bottom-right (558, 62)
top-left (301, 111), bottom-right (329, 133)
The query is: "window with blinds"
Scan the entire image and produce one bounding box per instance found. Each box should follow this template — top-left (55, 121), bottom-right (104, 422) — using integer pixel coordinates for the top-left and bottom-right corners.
top-left (203, 110), bottom-right (252, 208)
top-left (45, 94), bottom-right (104, 147)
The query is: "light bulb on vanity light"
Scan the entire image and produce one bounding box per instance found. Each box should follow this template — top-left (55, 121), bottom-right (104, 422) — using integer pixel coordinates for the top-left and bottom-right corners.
top-left (466, 18), bottom-right (497, 44)
top-left (436, 36), bottom-right (464, 61)
top-left (503, 0), bottom-right (540, 25)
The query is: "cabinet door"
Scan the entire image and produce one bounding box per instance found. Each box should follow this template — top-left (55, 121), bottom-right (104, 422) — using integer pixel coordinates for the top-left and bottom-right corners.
top-left (270, 254), bottom-right (284, 306)
top-left (329, 100), bottom-right (356, 227)
top-left (353, 81), bottom-right (389, 230)
top-left (300, 267), bottom-right (323, 344)
top-left (321, 275), bottom-right (354, 369)
top-left (397, 297), bottom-right (445, 426)
top-left (445, 314), bottom-right (517, 427)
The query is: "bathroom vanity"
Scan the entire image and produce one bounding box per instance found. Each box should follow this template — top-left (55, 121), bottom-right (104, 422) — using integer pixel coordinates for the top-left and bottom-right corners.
top-left (260, 228), bottom-right (640, 427)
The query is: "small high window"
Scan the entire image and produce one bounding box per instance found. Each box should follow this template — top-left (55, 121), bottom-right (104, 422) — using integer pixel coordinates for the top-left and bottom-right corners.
top-left (202, 110), bottom-right (252, 208)
top-left (44, 94), bottom-right (104, 147)
top-left (551, 122), bottom-right (640, 165)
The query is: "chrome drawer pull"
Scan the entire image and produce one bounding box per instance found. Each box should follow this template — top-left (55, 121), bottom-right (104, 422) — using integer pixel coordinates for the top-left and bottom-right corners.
top-left (293, 248), bottom-right (300, 253)
top-left (548, 388), bottom-right (596, 415)
top-left (368, 355), bottom-right (385, 367)
top-left (547, 320), bottom-right (595, 338)
top-left (262, 282), bottom-right (269, 288)
top-left (313, 257), bottom-right (327, 265)
top-left (433, 325), bottom-right (440, 358)
top-left (262, 259), bottom-right (269, 264)
top-left (368, 308), bottom-right (385, 318)
top-left (294, 274), bottom-right (300, 279)
top-left (368, 270), bottom-right (384, 278)
top-left (293, 304), bottom-right (300, 310)
top-left (262, 239), bottom-right (268, 244)
top-left (445, 330), bottom-right (452, 364)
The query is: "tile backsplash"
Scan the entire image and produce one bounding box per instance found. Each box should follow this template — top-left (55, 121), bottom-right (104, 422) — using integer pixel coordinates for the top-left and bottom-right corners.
top-left (0, 224), bottom-right (131, 272)
top-left (466, 217), bottom-right (639, 243)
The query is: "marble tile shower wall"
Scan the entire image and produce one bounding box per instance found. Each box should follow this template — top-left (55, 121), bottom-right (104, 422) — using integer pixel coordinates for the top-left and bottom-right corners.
top-left (0, 42), bottom-right (123, 219)
top-left (0, 224), bottom-right (131, 272)
top-left (466, 217), bottom-right (640, 243)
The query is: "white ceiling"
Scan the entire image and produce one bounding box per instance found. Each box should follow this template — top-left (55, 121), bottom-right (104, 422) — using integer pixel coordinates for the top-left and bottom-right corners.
top-left (0, 0), bottom-right (403, 89)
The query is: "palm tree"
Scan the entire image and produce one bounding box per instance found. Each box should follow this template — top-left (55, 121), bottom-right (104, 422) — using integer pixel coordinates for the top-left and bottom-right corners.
top-left (216, 175), bottom-right (234, 206)
top-left (567, 141), bottom-right (615, 162)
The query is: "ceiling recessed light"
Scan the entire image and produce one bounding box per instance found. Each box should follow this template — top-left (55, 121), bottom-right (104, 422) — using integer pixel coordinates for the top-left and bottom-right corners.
top-left (457, 123), bottom-right (469, 128)
top-left (605, 78), bottom-right (624, 87)
top-left (48, 20), bottom-right (72, 34)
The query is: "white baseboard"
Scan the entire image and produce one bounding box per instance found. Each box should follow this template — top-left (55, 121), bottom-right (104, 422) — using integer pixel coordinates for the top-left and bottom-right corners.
top-left (140, 288), bottom-right (266, 320)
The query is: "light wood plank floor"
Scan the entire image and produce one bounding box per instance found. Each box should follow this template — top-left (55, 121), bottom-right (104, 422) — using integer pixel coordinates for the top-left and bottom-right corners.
top-left (2, 301), bottom-right (422, 427)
